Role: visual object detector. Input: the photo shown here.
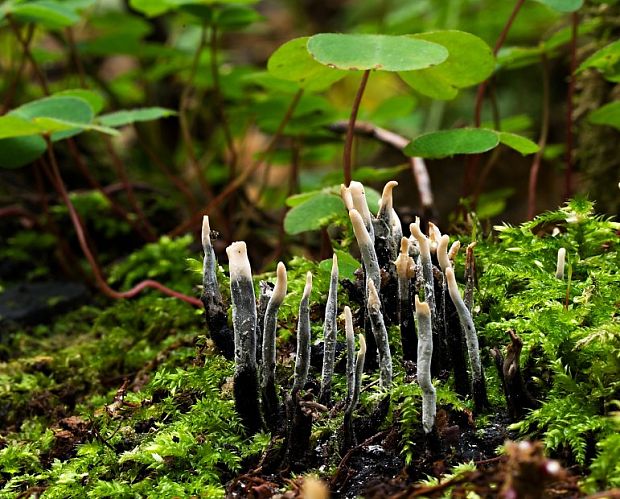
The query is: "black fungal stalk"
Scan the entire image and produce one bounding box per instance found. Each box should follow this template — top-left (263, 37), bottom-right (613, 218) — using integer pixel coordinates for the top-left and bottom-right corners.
top-left (367, 280), bottom-right (392, 389)
top-left (260, 262), bottom-right (287, 430)
top-left (396, 237), bottom-right (417, 361)
top-left (201, 216), bottom-right (234, 359)
top-left (343, 332), bottom-right (366, 450)
top-left (226, 241), bottom-right (263, 434)
top-left (319, 254), bottom-right (339, 405)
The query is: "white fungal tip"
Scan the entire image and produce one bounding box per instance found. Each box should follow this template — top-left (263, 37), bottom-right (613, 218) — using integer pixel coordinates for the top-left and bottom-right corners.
top-left (555, 248), bottom-right (566, 279)
top-left (358, 333), bottom-right (367, 356)
top-left (428, 222), bottom-right (442, 244)
top-left (340, 184), bottom-right (354, 211)
top-left (415, 294), bottom-right (430, 316)
top-left (448, 241), bottom-right (461, 261)
top-left (302, 271), bottom-right (313, 299)
top-left (349, 181), bottom-right (371, 222)
top-left (226, 241), bottom-right (252, 280)
top-left (395, 238), bottom-right (414, 279)
top-left (367, 279), bottom-right (381, 309)
top-left (437, 234), bottom-right (451, 272)
top-left (331, 253), bottom-right (338, 275)
top-left (409, 219), bottom-right (429, 255)
top-left (445, 266), bottom-right (459, 296)
top-left (272, 262), bottom-right (287, 303)
top-left (201, 216), bottom-right (211, 250)
top-left (349, 209), bottom-right (372, 245)
top-left (378, 180), bottom-right (398, 213)
top-left (344, 306), bottom-right (354, 341)
top-left (400, 237), bottom-right (409, 255)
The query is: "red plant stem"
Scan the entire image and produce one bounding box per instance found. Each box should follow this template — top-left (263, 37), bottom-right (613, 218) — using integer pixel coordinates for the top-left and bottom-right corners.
top-left (104, 137), bottom-right (158, 241)
top-left (169, 88), bottom-right (304, 238)
top-left (210, 25), bottom-right (237, 178)
top-left (44, 136), bottom-right (203, 308)
top-left (7, 16), bottom-right (49, 94)
top-left (465, 0), bottom-right (526, 196)
top-left (527, 54), bottom-right (551, 220)
top-left (343, 70), bottom-right (371, 186)
top-left (1, 24), bottom-right (34, 114)
top-left (179, 26), bottom-right (215, 200)
top-left (565, 12), bottom-right (578, 200)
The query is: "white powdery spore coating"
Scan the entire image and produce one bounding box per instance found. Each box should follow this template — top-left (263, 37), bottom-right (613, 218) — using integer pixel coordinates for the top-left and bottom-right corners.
top-left (271, 262), bottom-right (288, 305)
top-left (437, 234), bottom-right (451, 273)
top-left (415, 295), bottom-right (436, 434)
top-left (226, 241), bottom-right (252, 281)
top-left (410, 218), bottom-right (430, 258)
top-left (340, 184), bottom-right (354, 211)
top-left (445, 267), bottom-right (482, 383)
top-left (202, 216), bottom-right (212, 250)
top-left (555, 248), bottom-right (566, 280)
top-left (349, 181), bottom-right (374, 236)
top-left (378, 181), bottom-right (398, 216)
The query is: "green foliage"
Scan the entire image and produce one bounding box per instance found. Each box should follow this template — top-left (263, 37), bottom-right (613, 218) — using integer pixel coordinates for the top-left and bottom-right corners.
top-left (588, 101), bottom-right (620, 131)
top-left (475, 199), bottom-right (619, 476)
top-left (578, 39), bottom-right (620, 82)
top-left (307, 33), bottom-right (449, 72)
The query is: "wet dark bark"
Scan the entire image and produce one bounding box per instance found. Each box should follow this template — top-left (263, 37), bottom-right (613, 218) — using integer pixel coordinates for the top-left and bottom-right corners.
top-left (234, 366), bottom-right (262, 435)
top-left (201, 294), bottom-right (234, 360)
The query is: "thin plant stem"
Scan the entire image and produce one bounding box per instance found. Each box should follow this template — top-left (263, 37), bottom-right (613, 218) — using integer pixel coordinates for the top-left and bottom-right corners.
top-left (43, 136), bottom-right (203, 308)
top-left (1, 24), bottom-right (34, 113)
top-left (169, 88), bottom-right (304, 237)
top-left (65, 27), bottom-right (87, 88)
top-left (465, 0), bottom-right (526, 197)
top-left (103, 137), bottom-right (158, 241)
top-left (527, 54), bottom-right (551, 220)
top-left (343, 70), bottom-right (371, 186)
top-left (7, 16), bottom-right (49, 94)
top-left (565, 12), bottom-right (578, 200)
top-left (179, 25), bottom-right (214, 199)
top-left (210, 25), bottom-right (237, 178)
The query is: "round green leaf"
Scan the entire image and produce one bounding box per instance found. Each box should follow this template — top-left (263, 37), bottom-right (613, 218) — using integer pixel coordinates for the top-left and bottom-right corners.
top-left (11, 1), bottom-right (80, 28)
top-left (588, 101), bottom-right (620, 131)
top-left (0, 136), bottom-right (46, 169)
top-left (97, 107), bottom-right (177, 128)
top-left (54, 89), bottom-right (106, 114)
top-left (0, 116), bottom-right (44, 139)
top-left (267, 37), bottom-right (347, 92)
top-left (498, 132), bottom-right (540, 155)
top-left (399, 31), bottom-right (495, 100)
top-left (532, 0), bottom-right (583, 12)
top-left (307, 34), bottom-right (448, 72)
top-left (404, 128), bottom-right (499, 159)
top-left (284, 194), bottom-right (344, 235)
top-left (11, 96), bottom-right (94, 142)
top-left (319, 250), bottom-right (360, 281)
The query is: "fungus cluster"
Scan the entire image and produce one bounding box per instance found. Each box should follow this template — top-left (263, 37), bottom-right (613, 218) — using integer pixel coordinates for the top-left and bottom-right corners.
top-left (200, 180), bottom-right (488, 457)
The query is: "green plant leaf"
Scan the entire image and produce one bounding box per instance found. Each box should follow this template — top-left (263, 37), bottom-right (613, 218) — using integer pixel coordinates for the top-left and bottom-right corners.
top-left (10, 1), bottom-right (80, 28)
top-left (97, 107), bottom-right (177, 127)
top-left (32, 117), bottom-right (119, 136)
top-left (54, 89), bottom-right (106, 114)
top-left (319, 250), bottom-right (360, 280)
top-left (0, 116), bottom-right (44, 140)
top-left (588, 101), bottom-right (620, 131)
top-left (532, 0), bottom-right (583, 12)
top-left (11, 96), bottom-right (94, 141)
top-left (214, 5), bottom-right (261, 29)
top-left (307, 33), bottom-right (448, 72)
top-left (0, 136), bottom-right (46, 169)
top-left (399, 30), bottom-right (495, 100)
top-left (284, 194), bottom-right (344, 235)
top-left (404, 128), bottom-right (499, 158)
top-left (498, 132), bottom-right (540, 155)
top-left (267, 37), bottom-right (347, 92)
top-left (577, 40), bottom-right (620, 83)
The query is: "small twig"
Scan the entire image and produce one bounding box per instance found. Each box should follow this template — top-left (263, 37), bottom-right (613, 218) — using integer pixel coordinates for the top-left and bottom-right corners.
top-left (210, 25), bottom-right (237, 178)
top-left (65, 27), bottom-right (87, 88)
top-left (1, 24), bottom-right (33, 113)
top-left (527, 53), bottom-right (551, 220)
top-left (43, 136), bottom-right (203, 307)
top-left (7, 16), bottom-right (49, 94)
top-left (343, 70), bottom-right (371, 186)
top-left (329, 120), bottom-right (435, 211)
top-left (169, 89), bottom-right (304, 237)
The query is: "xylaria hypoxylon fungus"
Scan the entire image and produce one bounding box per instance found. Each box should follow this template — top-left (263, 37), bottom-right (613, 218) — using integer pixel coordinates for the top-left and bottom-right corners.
top-left (226, 241), bottom-right (262, 434)
top-left (261, 261), bottom-right (287, 425)
top-left (320, 254), bottom-right (339, 405)
top-left (556, 248), bottom-right (566, 280)
top-left (349, 208), bottom-right (381, 293)
top-left (415, 295), bottom-right (436, 434)
top-left (367, 280), bottom-right (393, 389)
top-left (293, 272), bottom-right (313, 394)
top-left (349, 181), bottom-right (375, 242)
